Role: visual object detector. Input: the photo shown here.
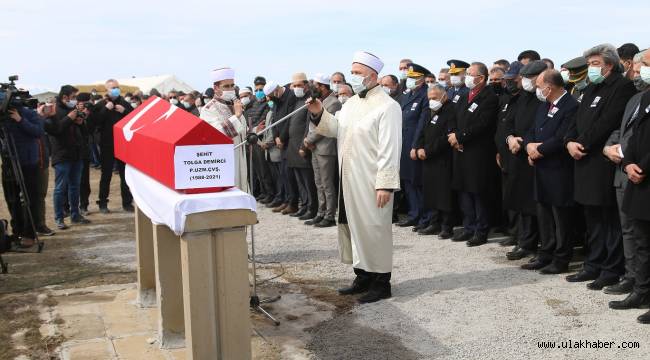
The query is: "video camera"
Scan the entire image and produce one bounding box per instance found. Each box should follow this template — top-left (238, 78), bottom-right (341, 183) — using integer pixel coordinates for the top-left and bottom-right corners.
top-left (0, 75), bottom-right (38, 117)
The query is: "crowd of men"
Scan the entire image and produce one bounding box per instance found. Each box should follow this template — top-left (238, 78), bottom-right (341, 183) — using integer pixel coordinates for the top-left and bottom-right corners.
top-left (3, 42), bottom-right (650, 315)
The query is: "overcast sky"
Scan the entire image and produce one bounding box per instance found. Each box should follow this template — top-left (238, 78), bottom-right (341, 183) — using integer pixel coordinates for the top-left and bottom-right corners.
top-left (3, 0), bottom-right (649, 94)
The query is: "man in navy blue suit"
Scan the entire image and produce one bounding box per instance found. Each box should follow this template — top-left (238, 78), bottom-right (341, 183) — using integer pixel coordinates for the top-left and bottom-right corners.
top-left (523, 69), bottom-right (579, 274)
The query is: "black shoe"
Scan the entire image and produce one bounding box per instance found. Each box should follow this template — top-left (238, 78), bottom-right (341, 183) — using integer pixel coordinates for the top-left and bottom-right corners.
top-left (412, 223), bottom-right (427, 232)
top-left (521, 260), bottom-right (549, 270)
top-left (539, 263), bottom-right (568, 275)
top-left (267, 200), bottom-right (283, 208)
top-left (315, 219), bottom-right (336, 228)
top-left (397, 219), bottom-right (417, 227)
top-left (506, 248), bottom-right (535, 261)
top-left (99, 206), bottom-right (110, 214)
top-left (418, 225), bottom-right (441, 236)
top-left (499, 237), bottom-right (517, 247)
top-left (637, 310), bottom-right (650, 324)
top-left (55, 219), bottom-right (68, 230)
top-left (587, 276), bottom-right (619, 291)
top-left (452, 230), bottom-right (473, 242)
top-left (438, 229), bottom-right (453, 239)
top-left (290, 208), bottom-right (308, 218)
top-left (123, 204), bottom-right (135, 212)
top-left (338, 270), bottom-right (373, 295)
top-left (299, 212), bottom-right (316, 221)
top-left (603, 278), bottom-right (634, 295)
top-left (609, 292), bottom-right (650, 310)
top-left (71, 216), bottom-right (91, 225)
top-left (260, 196), bottom-right (274, 204)
top-left (392, 214), bottom-right (399, 224)
top-left (466, 233), bottom-right (487, 247)
top-left (80, 207), bottom-right (90, 216)
top-left (36, 225), bottom-right (55, 237)
top-left (358, 274), bottom-right (392, 304)
top-left (304, 216), bottom-right (323, 225)
top-left (565, 271), bottom-right (598, 283)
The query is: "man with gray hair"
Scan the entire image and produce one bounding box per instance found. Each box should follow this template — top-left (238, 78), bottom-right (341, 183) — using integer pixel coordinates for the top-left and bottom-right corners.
top-left (605, 49), bottom-right (650, 306)
top-left (564, 44), bottom-right (636, 289)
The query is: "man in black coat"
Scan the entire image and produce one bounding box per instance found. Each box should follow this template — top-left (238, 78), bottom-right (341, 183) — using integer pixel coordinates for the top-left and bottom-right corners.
top-left (564, 44), bottom-right (637, 289)
top-left (415, 84), bottom-right (456, 238)
top-left (448, 62), bottom-right (500, 246)
top-left (523, 69), bottom-right (579, 274)
top-left (503, 61), bottom-right (546, 261)
top-left (91, 79), bottom-right (134, 213)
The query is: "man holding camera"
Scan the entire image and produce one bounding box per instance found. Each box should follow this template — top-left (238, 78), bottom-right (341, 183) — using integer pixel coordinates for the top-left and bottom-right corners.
top-left (46, 85), bottom-right (92, 230)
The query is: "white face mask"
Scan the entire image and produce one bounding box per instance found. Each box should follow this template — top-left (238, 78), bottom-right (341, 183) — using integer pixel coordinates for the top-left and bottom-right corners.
top-left (382, 86), bottom-right (392, 95)
top-left (240, 97), bottom-right (251, 106)
top-left (560, 70), bottom-right (570, 83)
top-left (465, 75), bottom-right (477, 89)
top-left (522, 77), bottom-right (535, 92)
top-left (181, 101), bottom-right (191, 108)
top-left (331, 83), bottom-right (339, 93)
top-left (349, 73), bottom-right (367, 94)
top-left (450, 75), bottom-right (463, 87)
top-left (535, 87), bottom-right (548, 102)
top-left (426, 82), bottom-right (436, 89)
top-left (338, 95), bottom-right (349, 104)
top-left (124, 96), bottom-right (132, 102)
top-left (293, 87), bottom-right (305, 98)
top-left (170, 98), bottom-right (179, 105)
top-left (130, 102), bottom-right (139, 108)
top-left (438, 81), bottom-right (447, 87)
top-left (406, 77), bottom-right (418, 90)
top-left (429, 99), bottom-right (443, 111)
top-left (221, 90), bottom-right (236, 101)
top-left (399, 70), bottom-right (408, 80)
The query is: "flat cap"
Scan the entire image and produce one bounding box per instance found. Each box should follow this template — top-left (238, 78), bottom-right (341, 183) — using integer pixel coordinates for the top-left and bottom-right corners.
top-left (519, 60), bottom-right (547, 77)
top-left (447, 59), bottom-right (470, 74)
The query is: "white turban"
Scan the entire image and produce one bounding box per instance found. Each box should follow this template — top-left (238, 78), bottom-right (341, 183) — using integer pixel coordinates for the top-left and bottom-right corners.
top-left (263, 81), bottom-right (278, 96)
top-left (352, 51), bottom-right (384, 74)
top-left (210, 67), bottom-right (235, 83)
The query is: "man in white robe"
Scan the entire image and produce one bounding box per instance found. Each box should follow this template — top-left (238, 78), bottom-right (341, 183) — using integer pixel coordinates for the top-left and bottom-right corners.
top-left (307, 51), bottom-right (402, 303)
top-left (200, 67), bottom-right (249, 192)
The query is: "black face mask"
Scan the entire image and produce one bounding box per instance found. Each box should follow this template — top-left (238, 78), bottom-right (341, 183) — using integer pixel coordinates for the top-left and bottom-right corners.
top-left (491, 83), bottom-right (504, 96)
top-left (505, 81), bottom-right (519, 95)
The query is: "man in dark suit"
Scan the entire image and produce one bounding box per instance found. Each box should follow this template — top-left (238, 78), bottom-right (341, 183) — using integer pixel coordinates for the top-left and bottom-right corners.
top-left (603, 50), bottom-right (650, 296)
top-left (564, 44), bottom-right (637, 289)
top-left (398, 63), bottom-right (432, 230)
top-left (448, 62), bottom-right (500, 246)
top-left (523, 69), bottom-right (579, 274)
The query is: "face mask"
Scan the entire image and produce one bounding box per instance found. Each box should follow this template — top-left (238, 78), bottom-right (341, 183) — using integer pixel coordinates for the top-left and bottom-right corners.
top-left (429, 99), bottom-right (442, 111)
top-left (109, 87), bottom-right (120, 98)
top-left (293, 87), bottom-right (305, 98)
top-left (426, 82), bottom-right (436, 89)
top-left (267, 100), bottom-right (274, 108)
top-left (560, 70), bottom-right (570, 83)
top-left (522, 77), bottom-right (535, 92)
top-left (574, 79), bottom-right (588, 91)
top-left (221, 90), bottom-right (236, 102)
top-left (450, 75), bottom-right (463, 87)
top-left (535, 87), bottom-right (548, 102)
top-left (406, 77), bottom-right (418, 90)
top-left (349, 74), bottom-right (367, 94)
top-left (640, 66), bottom-right (650, 84)
top-left (181, 101), bottom-right (191, 108)
top-left (66, 99), bottom-right (77, 108)
top-left (331, 83), bottom-right (339, 93)
top-left (124, 96), bottom-right (132, 102)
top-left (170, 98), bottom-right (179, 105)
top-left (465, 75), bottom-right (477, 89)
top-left (437, 81), bottom-right (447, 88)
top-left (91, 91), bottom-right (97, 97)
top-left (382, 86), bottom-right (392, 95)
top-left (255, 90), bottom-right (265, 100)
top-left (399, 70), bottom-right (407, 80)
top-left (241, 97), bottom-right (251, 106)
top-left (587, 66), bottom-right (605, 84)
top-left (505, 80), bottom-right (519, 95)
top-left (338, 95), bottom-right (349, 104)
top-left (491, 83), bottom-right (503, 96)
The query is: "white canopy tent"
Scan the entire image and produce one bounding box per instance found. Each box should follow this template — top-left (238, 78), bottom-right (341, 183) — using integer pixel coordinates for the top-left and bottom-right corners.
top-left (93, 74), bottom-right (195, 95)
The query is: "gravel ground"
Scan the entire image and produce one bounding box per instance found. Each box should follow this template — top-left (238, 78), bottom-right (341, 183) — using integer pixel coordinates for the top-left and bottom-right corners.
top-left (251, 204), bottom-right (650, 360)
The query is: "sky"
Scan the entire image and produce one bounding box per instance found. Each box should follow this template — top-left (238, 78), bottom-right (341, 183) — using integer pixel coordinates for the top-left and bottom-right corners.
top-left (2, 0), bottom-right (649, 94)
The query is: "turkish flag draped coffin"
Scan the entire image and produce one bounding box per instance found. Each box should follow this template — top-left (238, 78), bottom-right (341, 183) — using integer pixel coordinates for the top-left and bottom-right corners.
top-left (114, 96), bottom-right (235, 194)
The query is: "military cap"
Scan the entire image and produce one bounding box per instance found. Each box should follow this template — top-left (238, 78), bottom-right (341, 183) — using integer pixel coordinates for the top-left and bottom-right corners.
top-left (519, 60), bottom-right (547, 77)
top-left (447, 59), bottom-right (470, 74)
top-left (561, 56), bottom-right (588, 74)
top-left (406, 63), bottom-right (431, 78)
top-left (503, 61), bottom-right (524, 79)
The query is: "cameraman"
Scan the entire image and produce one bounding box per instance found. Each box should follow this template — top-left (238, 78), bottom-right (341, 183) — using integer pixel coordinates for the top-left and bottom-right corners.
top-left (46, 85), bottom-right (91, 230)
top-left (0, 104), bottom-right (44, 248)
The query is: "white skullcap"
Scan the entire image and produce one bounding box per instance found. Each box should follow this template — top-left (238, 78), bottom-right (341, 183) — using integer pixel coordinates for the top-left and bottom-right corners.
top-left (263, 81), bottom-right (278, 96)
top-left (312, 73), bottom-right (330, 85)
top-left (239, 87), bottom-right (252, 95)
top-left (352, 51), bottom-right (384, 74)
top-left (210, 67), bottom-right (235, 83)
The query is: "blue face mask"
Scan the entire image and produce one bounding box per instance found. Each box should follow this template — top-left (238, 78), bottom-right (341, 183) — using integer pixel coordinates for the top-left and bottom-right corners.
top-left (66, 99), bottom-right (78, 109)
top-left (255, 90), bottom-right (265, 100)
top-left (267, 100), bottom-right (274, 108)
top-left (109, 87), bottom-right (121, 98)
top-left (406, 77), bottom-right (418, 90)
top-left (587, 66), bottom-right (605, 84)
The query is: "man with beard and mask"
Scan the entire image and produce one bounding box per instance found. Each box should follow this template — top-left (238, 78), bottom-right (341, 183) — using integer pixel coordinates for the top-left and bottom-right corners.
top-left (617, 43), bottom-right (640, 81)
top-left (564, 44), bottom-right (636, 290)
top-left (399, 63), bottom-right (433, 233)
top-left (415, 84), bottom-right (457, 239)
top-left (503, 60), bottom-right (546, 263)
top-left (604, 49), bottom-right (650, 301)
top-left (494, 61), bottom-right (524, 247)
top-left (446, 59), bottom-right (470, 104)
top-left (307, 51), bottom-right (401, 303)
top-left (200, 67), bottom-right (248, 191)
top-left (303, 74), bottom-right (341, 227)
top-left (380, 75), bottom-right (402, 103)
top-left (93, 79), bottom-right (134, 213)
top-left (280, 72), bottom-right (318, 221)
top-left (561, 56), bottom-right (589, 102)
top-left (448, 62), bottom-right (500, 247)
